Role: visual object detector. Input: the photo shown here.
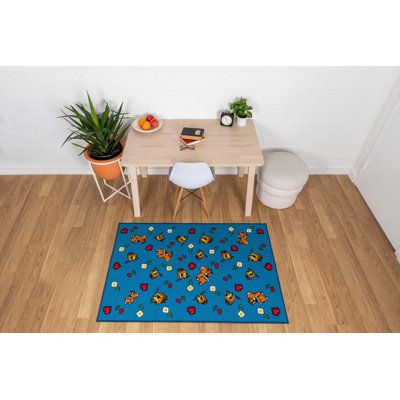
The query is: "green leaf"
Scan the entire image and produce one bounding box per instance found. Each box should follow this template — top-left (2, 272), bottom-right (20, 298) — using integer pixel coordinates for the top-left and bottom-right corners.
top-left (228, 97), bottom-right (253, 117)
top-left (86, 92), bottom-right (100, 129)
top-left (59, 93), bottom-right (129, 157)
top-left (100, 103), bottom-right (110, 129)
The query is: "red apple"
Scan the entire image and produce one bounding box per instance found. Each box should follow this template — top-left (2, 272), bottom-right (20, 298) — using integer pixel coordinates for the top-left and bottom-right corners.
top-left (103, 306), bottom-right (112, 314)
top-left (270, 286), bottom-right (275, 292)
top-left (231, 245), bottom-right (238, 251)
top-left (257, 229), bottom-right (264, 234)
top-left (121, 228), bottom-right (128, 234)
top-left (188, 228), bottom-right (196, 234)
top-left (265, 263), bottom-right (272, 271)
top-left (188, 262), bottom-right (196, 270)
top-left (271, 307), bottom-right (280, 316)
top-left (140, 283), bottom-right (148, 291)
top-left (217, 308), bottom-right (222, 315)
top-left (168, 283), bottom-right (173, 288)
top-left (150, 118), bottom-right (159, 128)
top-left (119, 308), bottom-right (125, 315)
top-left (113, 262), bottom-right (121, 270)
top-left (234, 284), bottom-right (243, 292)
top-left (145, 244), bottom-right (153, 251)
top-left (146, 114), bottom-right (154, 122)
top-left (187, 306), bottom-right (196, 315)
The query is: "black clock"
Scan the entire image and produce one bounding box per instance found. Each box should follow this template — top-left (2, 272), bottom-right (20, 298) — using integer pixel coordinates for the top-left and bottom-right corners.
top-left (220, 111), bottom-right (234, 127)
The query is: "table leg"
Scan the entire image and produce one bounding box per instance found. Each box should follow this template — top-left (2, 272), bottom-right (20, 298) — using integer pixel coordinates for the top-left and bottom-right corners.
top-left (129, 166), bottom-right (141, 217)
top-left (245, 166), bottom-right (256, 216)
top-left (140, 167), bottom-right (148, 178)
top-left (238, 167), bottom-right (245, 177)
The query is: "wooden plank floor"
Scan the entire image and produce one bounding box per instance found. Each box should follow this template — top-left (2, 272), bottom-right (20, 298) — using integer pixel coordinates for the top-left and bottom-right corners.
top-left (0, 174), bottom-right (399, 333)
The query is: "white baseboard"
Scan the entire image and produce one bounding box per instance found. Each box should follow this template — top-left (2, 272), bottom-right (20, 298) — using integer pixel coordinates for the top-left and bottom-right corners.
top-left (0, 164), bottom-right (351, 176)
top-left (395, 248), bottom-right (400, 264)
top-left (348, 167), bottom-right (358, 183)
top-left (0, 166), bottom-right (92, 175)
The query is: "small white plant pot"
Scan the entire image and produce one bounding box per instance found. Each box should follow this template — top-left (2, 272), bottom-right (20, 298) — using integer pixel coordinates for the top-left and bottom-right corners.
top-left (236, 116), bottom-right (248, 127)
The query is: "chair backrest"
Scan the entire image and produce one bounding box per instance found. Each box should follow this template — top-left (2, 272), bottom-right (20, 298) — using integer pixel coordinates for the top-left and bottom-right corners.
top-left (169, 162), bottom-right (214, 189)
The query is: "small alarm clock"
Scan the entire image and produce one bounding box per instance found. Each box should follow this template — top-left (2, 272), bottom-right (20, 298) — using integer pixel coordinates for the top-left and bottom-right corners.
top-left (220, 111), bottom-right (234, 127)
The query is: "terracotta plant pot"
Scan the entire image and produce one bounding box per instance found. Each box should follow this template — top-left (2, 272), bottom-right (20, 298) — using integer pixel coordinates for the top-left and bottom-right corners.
top-left (84, 143), bottom-right (124, 181)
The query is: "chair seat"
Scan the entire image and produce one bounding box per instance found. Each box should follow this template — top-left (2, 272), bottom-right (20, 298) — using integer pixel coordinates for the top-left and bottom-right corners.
top-left (169, 162), bottom-right (214, 189)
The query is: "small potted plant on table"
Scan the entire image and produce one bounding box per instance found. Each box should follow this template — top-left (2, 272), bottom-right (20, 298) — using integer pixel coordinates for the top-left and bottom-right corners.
top-left (59, 92), bottom-right (129, 180)
top-left (229, 97), bottom-right (253, 127)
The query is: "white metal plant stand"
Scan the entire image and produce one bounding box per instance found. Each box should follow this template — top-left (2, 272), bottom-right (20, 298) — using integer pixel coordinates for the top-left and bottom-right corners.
top-left (87, 158), bottom-right (131, 203)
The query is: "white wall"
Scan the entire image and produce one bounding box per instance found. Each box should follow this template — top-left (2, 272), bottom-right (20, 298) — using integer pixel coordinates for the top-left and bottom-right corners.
top-left (0, 66), bottom-right (399, 174)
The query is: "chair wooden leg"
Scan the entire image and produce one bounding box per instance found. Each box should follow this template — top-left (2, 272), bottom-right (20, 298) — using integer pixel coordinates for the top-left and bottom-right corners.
top-left (173, 187), bottom-right (184, 218)
top-left (200, 187), bottom-right (210, 218)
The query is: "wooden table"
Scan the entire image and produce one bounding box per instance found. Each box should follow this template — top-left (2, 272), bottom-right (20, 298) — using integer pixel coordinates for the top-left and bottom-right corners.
top-left (122, 119), bottom-right (264, 217)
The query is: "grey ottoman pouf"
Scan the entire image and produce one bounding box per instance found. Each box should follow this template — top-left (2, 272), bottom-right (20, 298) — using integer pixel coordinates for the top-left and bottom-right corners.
top-left (256, 151), bottom-right (309, 209)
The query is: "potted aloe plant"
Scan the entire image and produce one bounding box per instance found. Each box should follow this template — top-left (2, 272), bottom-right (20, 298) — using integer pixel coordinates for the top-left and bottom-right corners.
top-left (59, 92), bottom-right (129, 180)
top-left (229, 97), bottom-right (253, 127)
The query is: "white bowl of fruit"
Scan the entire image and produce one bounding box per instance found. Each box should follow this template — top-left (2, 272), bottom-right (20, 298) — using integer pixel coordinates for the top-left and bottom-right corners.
top-left (132, 114), bottom-right (163, 133)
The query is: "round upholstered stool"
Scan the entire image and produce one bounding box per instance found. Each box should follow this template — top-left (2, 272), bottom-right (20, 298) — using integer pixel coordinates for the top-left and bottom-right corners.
top-left (257, 151), bottom-right (309, 209)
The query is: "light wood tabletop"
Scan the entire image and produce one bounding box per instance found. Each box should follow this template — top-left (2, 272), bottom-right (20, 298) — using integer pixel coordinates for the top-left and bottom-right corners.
top-left (122, 119), bottom-right (264, 217)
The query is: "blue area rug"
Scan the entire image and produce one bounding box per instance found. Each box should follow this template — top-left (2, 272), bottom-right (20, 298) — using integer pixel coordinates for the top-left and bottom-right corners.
top-left (97, 223), bottom-right (288, 323)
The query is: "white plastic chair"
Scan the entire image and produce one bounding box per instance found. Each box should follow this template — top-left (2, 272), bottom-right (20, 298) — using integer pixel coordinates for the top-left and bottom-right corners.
top-left (169, 162), bottom-right (215, 218)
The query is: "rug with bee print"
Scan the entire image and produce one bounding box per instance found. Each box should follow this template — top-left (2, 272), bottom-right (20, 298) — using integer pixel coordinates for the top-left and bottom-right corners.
top-left (97, 223), bottom-right (288, 323)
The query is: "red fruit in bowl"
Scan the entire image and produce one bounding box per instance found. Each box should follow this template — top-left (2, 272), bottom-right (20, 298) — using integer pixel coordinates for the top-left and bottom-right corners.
top-left (146, 114), bottom-right (154, 122)
top-left (121, 228), bottom-right (128, 234)
top-left (145, 244), bottom-right (153, 251)
top-left (265, 263), bottom-right (272, 271)
top-left (150, 119), bottom-right (159, 128)
top-left (188, 228), bottom-right (196, 234)
top-left (231, 245), bottom-right (238, 251)
top-left (119, 308), bottom-right (125, 315)
top-left (187, 306), bottom-right (196, 315)
top-left (168, 283), bottom-right (173, 289)
top-left (256, 228), bottom-right (264, 234)
top-left (270, 286), bottom-right (275, 292)
top-left (113, 262), bottom-right (121, 270)
top-left (234, 284), bottom-right (243, 292)
top-left (217, 308), bottom-right (222, 315)
top-left (103, 306), bottom-right (112, 314)
top-left (271, 307), bottom-right (280, 316)
top-left (188, 262), bottom-right (196, 270)
top-left (140, 283), bottom-right (148, 291)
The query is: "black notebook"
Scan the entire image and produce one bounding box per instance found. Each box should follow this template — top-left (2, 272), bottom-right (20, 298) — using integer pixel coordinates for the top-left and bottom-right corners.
top-left (180, 127), bottom-right (205, 140)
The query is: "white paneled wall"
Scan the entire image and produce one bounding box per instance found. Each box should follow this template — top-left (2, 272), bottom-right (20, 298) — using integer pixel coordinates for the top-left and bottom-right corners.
top-left (0, 66), bottom-right (399, 174)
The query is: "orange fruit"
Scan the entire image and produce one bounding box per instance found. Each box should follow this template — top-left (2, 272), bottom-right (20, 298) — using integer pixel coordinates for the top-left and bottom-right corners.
top-left (141, 121), bottom-right (151, 130)
top-left (138, 117), bottom-right (146, 127)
